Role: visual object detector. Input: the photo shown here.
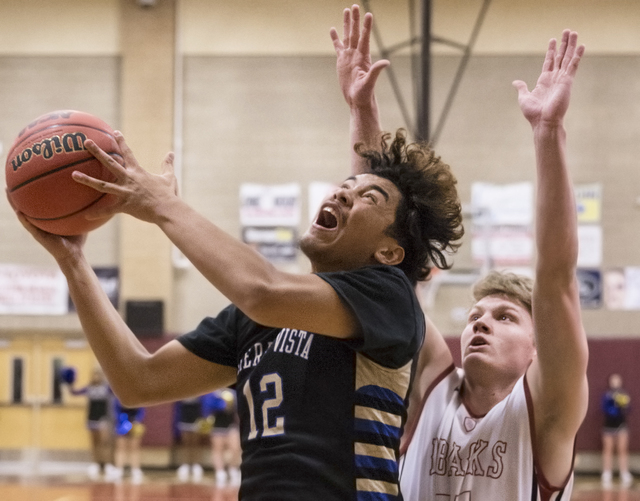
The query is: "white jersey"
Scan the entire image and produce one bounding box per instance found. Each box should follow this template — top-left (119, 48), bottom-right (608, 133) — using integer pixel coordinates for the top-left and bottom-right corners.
top-left (399, 366), bottom-right (574, 501)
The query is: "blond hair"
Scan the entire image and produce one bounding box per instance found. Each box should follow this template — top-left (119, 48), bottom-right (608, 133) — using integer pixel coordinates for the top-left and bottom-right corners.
top-left (472, 271), bottom-right (533, 315)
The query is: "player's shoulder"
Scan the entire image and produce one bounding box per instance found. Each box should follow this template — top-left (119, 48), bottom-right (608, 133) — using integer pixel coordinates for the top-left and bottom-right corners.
top-left (319, 264), bottom-right (413, 291)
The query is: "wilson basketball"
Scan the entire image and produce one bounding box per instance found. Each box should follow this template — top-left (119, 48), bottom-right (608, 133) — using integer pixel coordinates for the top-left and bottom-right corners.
top-left (5, 110), bottom-right (122, 236)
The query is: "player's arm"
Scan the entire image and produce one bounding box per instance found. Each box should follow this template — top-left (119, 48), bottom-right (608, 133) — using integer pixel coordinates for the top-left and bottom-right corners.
top-left (516, 30), bottom-right (588, 487)
top-left (12, 212), bottom-right (236, 407)
top-left (66, 384), bottom-right (86, 396)
top-left (330, 5), bottom-right (389, 175)
top-left (402, 313), bottom-right (453, 449)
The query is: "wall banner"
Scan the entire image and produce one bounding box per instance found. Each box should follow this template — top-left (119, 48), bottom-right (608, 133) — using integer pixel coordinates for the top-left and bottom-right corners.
top-left (0, 264), bottom-right (68, 315)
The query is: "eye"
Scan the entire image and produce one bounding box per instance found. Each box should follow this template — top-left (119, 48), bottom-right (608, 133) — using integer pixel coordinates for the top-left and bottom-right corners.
top-left (362, 191), bottom-right (379, 203)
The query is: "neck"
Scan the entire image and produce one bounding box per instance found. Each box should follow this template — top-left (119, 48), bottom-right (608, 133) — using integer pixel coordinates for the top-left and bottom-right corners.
top-left (460, 372), bottom-right (520, 417)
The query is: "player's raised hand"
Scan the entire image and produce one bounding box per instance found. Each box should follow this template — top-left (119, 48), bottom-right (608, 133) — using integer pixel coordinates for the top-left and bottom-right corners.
top-left (329, 4), bottom-right (389, 109)
top-left (74, 132), bottom-right (179, 224)
top-left (512, 30), bottom-right (585, 127)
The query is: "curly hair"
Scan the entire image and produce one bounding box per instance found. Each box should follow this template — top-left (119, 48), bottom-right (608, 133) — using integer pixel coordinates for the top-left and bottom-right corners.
top-left (355, 129), bottom-right (464, 284)
top-left (472, 270), bottom-right (533, 315)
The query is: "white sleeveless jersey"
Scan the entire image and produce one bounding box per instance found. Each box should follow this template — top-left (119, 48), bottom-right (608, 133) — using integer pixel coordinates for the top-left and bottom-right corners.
top-left (399, 367), bottom-right (574, 501)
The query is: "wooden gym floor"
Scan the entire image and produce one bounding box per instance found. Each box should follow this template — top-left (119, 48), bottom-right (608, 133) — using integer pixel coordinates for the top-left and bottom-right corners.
top-left (0, 471), bottom-right (638, 501)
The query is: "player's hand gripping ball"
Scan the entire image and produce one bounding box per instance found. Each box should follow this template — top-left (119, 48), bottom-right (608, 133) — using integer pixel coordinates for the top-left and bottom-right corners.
top-left (5, 110), bottom-right (122, 236)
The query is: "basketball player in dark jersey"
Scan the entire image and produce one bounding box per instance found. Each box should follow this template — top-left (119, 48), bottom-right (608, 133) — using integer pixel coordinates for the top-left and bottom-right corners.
top-left (332, 6), bottom-right (588, 500)
top-left (13, 9), bottom-right (463, 500)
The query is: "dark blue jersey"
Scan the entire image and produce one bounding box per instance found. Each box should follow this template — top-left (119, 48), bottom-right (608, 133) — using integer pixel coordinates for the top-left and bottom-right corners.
top-left (178, 265), bottom-right (424, 501)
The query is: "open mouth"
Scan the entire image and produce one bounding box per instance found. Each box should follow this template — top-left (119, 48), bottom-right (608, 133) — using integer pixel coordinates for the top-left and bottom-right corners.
top-left (469, 336), bottom-right (488, 347)
top-left (315, 206), bottom-right (339, 229)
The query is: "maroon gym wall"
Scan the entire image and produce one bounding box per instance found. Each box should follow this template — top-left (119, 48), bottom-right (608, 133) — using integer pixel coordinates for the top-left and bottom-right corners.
top-left (137, 335), bottom-right (639, 452)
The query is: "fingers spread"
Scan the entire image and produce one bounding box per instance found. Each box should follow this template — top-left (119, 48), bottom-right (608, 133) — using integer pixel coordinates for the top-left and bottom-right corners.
top-left (542, 38), bottom-right (556, 73)
top-left (330, 27), bottom-right (343, 52)
top-left (555, 29), bottom-right (570, 69)
top-left (162, 152), bottom-right (175, 176)
top-left (350, 5), bottom-right (360, 49)
top-left (560, 31), bottom-right (577, 70)
top-left (85, 139), bottom-right (126, 178)
top-left (113, 132), bottom-right (137, 170)
top-left (567, 43), bottom-right (585, 76)
top-left (342, 8), bottom-right (350, 47)
top-left (512, 80), bottom-right (530, 100)
top-left (365, 59), bottom-right (390, 88)
top-left (360, 12), bottom-right (373, 55)
top-left (71, 171), bottom-right (123, 196)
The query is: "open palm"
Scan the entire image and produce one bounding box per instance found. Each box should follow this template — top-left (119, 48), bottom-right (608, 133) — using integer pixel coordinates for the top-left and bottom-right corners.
top-left (513, 30), bottom-right (585, 126)
top-left (330, 5), bottom-right (389, 108)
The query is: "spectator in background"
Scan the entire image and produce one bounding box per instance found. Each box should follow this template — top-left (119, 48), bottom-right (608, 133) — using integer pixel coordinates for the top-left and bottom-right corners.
top-left (603, 269), bottom-right (627, 310)
top-left (602, 373), bottom-right (633, 488)
top-left (205, 389), bottom-right (241, 487)
top-left (174, 396), bottom-right (206, 482)
top-left (108, 399), bottom-right (145, 484)
top-left (63, 366), bottom-right (115, 480)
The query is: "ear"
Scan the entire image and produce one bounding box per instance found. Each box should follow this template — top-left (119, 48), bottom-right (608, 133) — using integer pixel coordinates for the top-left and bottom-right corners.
top-left (374, 243), bottom-right (405, 266)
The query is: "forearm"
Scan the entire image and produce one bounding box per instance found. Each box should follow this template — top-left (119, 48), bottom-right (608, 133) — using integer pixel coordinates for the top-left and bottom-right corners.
top-left (58, 255), bottom-right (153, 404)
top-left (350, 100), bottom-right (382, 175)
top-left (530, 121), bottom-right (588, 396)
top-left (533, 122), bottom-right (578, 277)
top-left (154, 197), bottom-right (281, 317)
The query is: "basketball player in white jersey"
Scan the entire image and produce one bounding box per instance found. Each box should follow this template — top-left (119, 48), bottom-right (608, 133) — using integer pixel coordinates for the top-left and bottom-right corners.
top-left (331, 6), bottom-right (588, 499)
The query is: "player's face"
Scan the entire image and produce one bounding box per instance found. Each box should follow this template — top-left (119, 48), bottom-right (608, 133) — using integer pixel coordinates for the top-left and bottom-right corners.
top-left (300, 174), bottom-right (402, 272)
top-left (460, 294), bottom-right (535, 381)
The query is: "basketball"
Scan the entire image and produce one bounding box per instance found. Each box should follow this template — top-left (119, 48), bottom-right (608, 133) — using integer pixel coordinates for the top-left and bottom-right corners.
top-left (5, 110), bottom-right (122, 236)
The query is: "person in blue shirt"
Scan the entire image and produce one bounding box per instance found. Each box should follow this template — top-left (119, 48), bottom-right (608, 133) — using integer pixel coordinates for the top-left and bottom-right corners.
top-left (601, 373), bottom-right (633, 488)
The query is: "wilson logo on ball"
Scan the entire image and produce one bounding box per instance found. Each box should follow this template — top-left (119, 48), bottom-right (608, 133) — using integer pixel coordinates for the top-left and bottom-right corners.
top-left (10, 132), bottom-right (88, 172)
top-left (5, 109), bottom-right (122, 235)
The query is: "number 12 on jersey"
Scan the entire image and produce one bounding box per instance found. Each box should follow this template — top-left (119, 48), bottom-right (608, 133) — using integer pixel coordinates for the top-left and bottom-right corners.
top-left (243, 373), bottom-right (285, 439)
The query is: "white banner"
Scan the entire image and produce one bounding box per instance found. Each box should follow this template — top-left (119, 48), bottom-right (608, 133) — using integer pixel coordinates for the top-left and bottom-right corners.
top-left (0, 264), bottom-right (68, 315)
top-left (577, 225), bottom-right (602, 267)
top-left (240, 183), bottom-right (301, 227)
top-left (471, 227), bottom-right (534, 266)
top-left (471, 182), bottom-right (533, 226)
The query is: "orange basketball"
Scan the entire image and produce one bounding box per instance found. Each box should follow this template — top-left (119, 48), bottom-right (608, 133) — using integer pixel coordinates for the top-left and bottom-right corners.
top-left (5, 110), bottom-right (122, 236)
